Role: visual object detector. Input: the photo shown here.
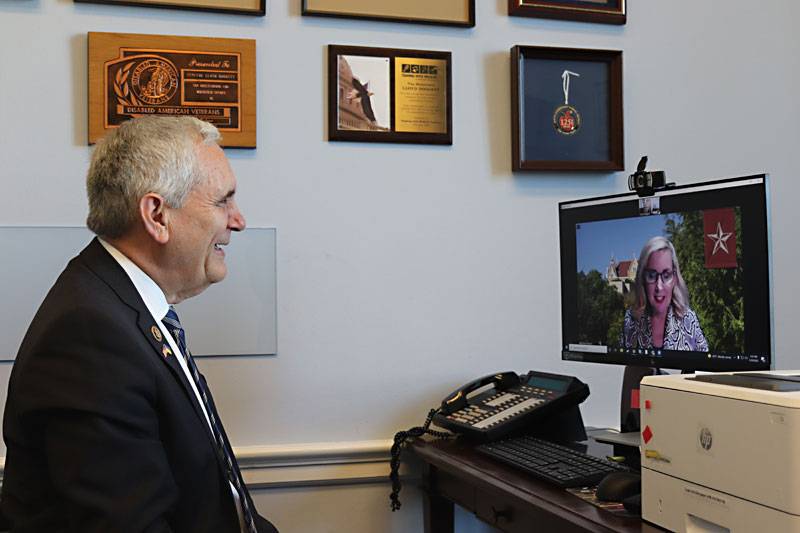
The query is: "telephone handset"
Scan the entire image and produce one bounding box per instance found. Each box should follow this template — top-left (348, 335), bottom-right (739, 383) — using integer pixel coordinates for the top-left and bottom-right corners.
top-left (432, 370), bottom-right (590, 442)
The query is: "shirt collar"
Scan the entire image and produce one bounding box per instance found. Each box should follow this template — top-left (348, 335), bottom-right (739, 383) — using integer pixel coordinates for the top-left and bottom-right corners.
top-left (98, 238), bottom-right (170, 322)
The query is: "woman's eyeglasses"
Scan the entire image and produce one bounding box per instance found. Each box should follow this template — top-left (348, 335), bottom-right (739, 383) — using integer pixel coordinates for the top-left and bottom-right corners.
top-left (644, 269), bottom-right (674, 285)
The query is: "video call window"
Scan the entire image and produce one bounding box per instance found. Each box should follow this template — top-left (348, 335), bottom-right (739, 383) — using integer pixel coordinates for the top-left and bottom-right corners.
top-left (574, 207), bottom-right (743, 355)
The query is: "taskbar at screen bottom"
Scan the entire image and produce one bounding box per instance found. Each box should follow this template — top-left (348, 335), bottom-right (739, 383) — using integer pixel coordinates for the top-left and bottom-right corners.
top-left (563, 345), bottom-right (769, 371)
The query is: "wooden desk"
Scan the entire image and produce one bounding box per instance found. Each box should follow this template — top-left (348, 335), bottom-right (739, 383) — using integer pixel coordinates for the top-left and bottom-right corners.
top-left (411, 437), bottom-right (662, 533)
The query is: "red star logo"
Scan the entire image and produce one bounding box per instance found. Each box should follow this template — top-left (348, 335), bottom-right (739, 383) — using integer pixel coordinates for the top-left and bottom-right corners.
top-left (706, 222), bottom-right (732, 256)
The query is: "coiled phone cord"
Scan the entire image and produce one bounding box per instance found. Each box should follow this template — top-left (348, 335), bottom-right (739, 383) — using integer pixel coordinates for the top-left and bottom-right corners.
top-left (389, 408), bottom-right (453, 511)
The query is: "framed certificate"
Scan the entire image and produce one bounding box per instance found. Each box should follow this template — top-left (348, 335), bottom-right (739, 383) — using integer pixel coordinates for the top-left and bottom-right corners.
top-left (88, 32), bottom-right (257, 148)
top-left (75, 0), bottom-right (265, 16)
top-left (508, 0), bottom-right (626, 25)
top-left (304, 0), bottom-right (474, 27)
top-left (511, 45), bottom-right (623, 171)
top-left (328, 45), bottom-right (452, 145)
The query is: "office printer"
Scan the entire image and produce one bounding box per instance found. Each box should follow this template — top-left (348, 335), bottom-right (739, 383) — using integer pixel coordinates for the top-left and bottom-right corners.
top-left (640, 370), bottom-right (800, 533)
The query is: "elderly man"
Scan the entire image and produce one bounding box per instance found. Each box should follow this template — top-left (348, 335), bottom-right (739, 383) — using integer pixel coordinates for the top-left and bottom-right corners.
top-left (1, 117), bottom-right (278, 533)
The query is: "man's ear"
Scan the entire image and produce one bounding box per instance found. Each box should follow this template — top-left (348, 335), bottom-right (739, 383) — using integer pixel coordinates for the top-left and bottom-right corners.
top-left (139, 193), bottom-right (170, 244)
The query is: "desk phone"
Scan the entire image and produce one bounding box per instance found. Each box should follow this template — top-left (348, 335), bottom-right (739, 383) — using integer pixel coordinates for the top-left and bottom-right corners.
top-left (432, 370), bottom-right (589, 442)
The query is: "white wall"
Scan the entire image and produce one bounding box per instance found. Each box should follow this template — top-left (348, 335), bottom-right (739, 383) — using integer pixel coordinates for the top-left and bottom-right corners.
top-left (2, 1), bottom-right (799, 531)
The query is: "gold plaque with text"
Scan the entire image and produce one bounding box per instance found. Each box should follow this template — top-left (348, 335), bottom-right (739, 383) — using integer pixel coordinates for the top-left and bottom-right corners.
top-left (394, 57), bottom-right (447, 134)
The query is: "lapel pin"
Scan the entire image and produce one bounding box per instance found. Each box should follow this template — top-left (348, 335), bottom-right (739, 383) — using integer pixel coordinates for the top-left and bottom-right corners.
top-left (162, 345), bottom-right (173, 358)
top-left (151, 326), bottom-right (163, 342)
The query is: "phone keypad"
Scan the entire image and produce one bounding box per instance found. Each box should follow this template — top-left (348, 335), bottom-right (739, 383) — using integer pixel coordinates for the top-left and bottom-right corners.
top-left (445, 386), bottom-right (557, 428)
top-left (446, 405), bottom-right (487, 425)
top-left (473, 397), bottom-right (544, 429)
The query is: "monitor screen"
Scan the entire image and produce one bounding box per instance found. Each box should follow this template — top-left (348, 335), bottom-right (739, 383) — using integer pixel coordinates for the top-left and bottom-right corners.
top-left (559, 175), bottom-right (771, 372)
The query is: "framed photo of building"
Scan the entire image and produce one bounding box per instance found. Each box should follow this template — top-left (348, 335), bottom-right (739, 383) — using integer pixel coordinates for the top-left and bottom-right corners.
top-left (88, 32), bottom-right (257, 148)
top-left (508, 0), bottom-right (626, 25)
top-left (328, 45), bottom-right (452, 145)
top-left (511, 45), bottom-right (623, 171)
top-left (304, 0), bottom-right (474, 27)
top-left (75, 0), bottom-right (265, 16)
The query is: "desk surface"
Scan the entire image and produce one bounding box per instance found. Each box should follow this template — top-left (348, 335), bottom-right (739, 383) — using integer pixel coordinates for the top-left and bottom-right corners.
top-left (411, 437), bottom-right (663, 533)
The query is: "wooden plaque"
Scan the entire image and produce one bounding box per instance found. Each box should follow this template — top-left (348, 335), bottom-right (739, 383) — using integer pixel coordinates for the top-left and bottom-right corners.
top-left (88, 32), bottom-right (256, 148)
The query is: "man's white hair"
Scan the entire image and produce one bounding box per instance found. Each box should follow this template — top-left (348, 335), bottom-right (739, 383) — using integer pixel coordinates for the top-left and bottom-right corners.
top-left (86, 116), bottom-right (220, 238)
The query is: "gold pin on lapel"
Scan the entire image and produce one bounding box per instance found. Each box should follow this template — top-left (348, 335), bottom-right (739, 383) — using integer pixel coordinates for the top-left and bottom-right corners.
top-left (162, 345), bottom-right (173, 358)
top-left (151, 326), bottom-right (163, 342)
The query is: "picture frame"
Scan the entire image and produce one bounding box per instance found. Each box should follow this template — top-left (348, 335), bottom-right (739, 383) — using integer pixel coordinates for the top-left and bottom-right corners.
top-left (511, 45), bottom-right (623, 171)
top-left (75, 0), bottom-right (265, 17)
top-left (88, 32), bottom-right (257, 148)
top-left (508, 0), bottom-right (626, 25)
top-left (328, 45), bottom-right (453, 145)
top-left (304, 0), bottom-right (474, 28)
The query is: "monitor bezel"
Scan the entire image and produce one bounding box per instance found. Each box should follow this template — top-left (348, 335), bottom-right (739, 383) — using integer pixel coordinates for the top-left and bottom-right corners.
top-left (558, 174), bottom-right (772, 372)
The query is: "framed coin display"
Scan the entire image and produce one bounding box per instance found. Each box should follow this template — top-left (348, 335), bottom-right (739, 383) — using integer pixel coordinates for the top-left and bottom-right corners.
top-left (88, 32), bottom-right (256, 148)
top-left (511, 45), bottom-right (623, 171)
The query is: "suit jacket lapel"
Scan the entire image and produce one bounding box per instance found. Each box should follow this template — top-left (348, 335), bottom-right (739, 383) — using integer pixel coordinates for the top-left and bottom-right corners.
top-left (78, 238), bottom-right (219, 451)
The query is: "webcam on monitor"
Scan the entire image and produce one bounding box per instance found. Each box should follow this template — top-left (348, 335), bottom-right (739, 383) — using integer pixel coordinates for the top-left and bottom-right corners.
top-left (628, 155), bottom-right (670, 197)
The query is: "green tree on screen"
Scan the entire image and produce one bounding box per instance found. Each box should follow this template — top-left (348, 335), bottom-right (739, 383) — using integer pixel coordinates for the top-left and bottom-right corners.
top-left (576, 270), bottom-right (625, 345)
top-left (665, 210), bottom-right (744, 353)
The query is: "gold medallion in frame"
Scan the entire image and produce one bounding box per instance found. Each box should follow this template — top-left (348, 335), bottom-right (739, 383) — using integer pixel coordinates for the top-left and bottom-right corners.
top-left (511, 45), bottom-right (623, 171)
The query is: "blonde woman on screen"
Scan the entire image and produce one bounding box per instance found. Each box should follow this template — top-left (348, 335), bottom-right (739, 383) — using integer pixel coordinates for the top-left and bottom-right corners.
top-left (621, 236), bottom-right (708, 352)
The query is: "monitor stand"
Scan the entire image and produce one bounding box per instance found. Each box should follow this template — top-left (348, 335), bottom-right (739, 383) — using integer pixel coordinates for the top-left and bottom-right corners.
top-left (620, 365), bottom-right (662, 433)
top-left (583, 366), bottom-right (663, 467)
top-left (526, 404), bottom-right (587, 444)
top-left (590, 365), bottom-right (660, 452)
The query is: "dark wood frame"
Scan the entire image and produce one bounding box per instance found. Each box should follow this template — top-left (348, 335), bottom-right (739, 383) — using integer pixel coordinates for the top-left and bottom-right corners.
top-left (304, 0), bottom-right (475, 28)
top-left (328, 45), bottom-right (453, 145)
top-left (508, 0), bottom-right (626, 25)
top-left (75, 0), bottom-right (265, 16)
top-left (511, 45), bottom-right (623, 171)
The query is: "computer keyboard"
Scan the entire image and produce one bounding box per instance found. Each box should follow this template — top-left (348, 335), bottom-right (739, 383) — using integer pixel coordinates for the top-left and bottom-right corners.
top-left (477, 435), bottom-right (630, 488)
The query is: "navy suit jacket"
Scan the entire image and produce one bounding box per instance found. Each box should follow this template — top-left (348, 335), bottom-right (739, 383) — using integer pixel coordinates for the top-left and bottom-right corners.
top-left (2, 238), bottom-right (277, 533)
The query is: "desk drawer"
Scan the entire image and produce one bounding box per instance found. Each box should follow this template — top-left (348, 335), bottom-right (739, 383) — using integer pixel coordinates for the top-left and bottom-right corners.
top-left (475, 488), bottom-right (602, 533)
top-left (475, 489), bottom-right (537, 533)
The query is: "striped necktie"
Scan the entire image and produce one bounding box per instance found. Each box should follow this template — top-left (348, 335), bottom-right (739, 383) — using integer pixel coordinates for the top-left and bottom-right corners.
top-left (163, 307), bottom-right (257, 533)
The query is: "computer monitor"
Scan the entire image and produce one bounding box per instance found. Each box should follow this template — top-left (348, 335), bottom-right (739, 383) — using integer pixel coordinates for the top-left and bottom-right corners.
top-left (559, 175), bottom-right (772, 373)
